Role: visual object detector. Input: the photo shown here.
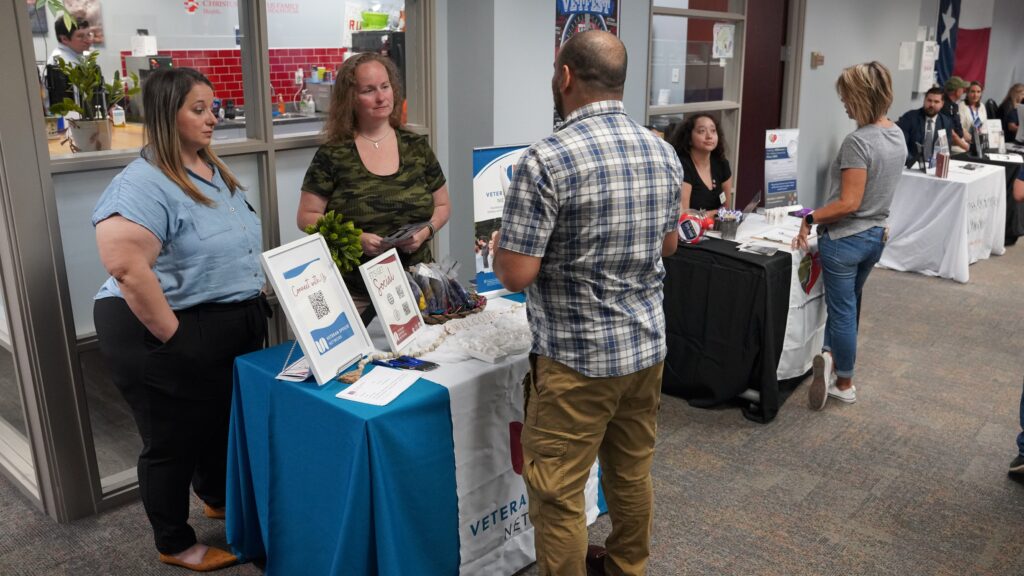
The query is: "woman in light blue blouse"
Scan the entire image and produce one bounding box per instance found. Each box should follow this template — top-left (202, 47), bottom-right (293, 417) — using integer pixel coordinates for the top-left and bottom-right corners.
top-left (92, 68), bottom-right (266, 572)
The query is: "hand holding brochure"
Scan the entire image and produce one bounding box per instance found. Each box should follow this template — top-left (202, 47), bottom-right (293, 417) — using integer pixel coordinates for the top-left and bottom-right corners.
top-left (380, 222), bottom-right (429, 246)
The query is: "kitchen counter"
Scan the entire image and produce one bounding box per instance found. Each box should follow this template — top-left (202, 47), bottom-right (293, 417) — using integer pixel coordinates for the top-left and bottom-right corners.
top-left (48, 113), bottom-right (326, 157)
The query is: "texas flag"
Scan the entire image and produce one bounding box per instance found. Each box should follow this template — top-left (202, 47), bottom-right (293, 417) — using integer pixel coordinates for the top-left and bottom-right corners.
top-left (936, 0), bottom-right (995, 86)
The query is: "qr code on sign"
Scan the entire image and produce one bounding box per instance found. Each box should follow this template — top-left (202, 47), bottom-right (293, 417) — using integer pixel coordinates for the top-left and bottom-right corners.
top-left (309, 290), bottom-right (331, 320)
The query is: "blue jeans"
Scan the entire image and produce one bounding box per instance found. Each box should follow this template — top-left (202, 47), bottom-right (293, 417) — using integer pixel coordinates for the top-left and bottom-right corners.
top-left (1017, 379), bottom-right (1024, 456)
top-left (819, 227), bottom-right (885, 379)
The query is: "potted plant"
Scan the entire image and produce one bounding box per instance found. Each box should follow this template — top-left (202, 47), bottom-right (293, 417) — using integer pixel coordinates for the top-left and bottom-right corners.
top-left (48, 51), bottom-right (139, 152)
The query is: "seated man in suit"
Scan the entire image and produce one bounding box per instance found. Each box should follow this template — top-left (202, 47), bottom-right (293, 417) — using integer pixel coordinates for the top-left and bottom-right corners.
top-left (896, 87), bottom-right (969, 165)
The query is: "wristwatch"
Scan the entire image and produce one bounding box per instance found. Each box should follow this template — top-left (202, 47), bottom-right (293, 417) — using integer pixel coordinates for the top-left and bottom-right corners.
top-left (804, 213), bottom-right (815, 226)
top-left (425, 221), bottom-right (437, 240)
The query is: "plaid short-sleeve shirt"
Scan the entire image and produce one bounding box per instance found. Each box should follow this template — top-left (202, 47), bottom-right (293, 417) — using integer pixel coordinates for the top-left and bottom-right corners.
top-left (499, 101), bottom-right (682, 377)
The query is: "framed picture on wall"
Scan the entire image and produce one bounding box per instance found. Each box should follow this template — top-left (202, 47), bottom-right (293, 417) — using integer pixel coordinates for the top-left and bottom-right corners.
top-left (27, 1), bottom-right (48, 35)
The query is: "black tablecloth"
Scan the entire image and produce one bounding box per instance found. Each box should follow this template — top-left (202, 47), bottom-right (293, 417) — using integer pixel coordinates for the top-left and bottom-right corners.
top-left (964, 153), bottom-right (1024, 244)
top-left (662, 237), bottom-right (792, 423)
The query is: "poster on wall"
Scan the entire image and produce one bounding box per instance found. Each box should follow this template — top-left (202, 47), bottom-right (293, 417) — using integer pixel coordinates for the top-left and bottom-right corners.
top-left (918, 40), bottom-right (939, 93)
top-left (62, 0), bottom-right (105, 44)
top-left (261, 235), bottom-right (373, 385)
top-left (764, 129), bottom-right (799, 208)
top-left (712, 23), bottom-right (735, 59)
top-left (472, 145), bottom-right (528, 295)
top-left (555, 0), bottom-right (620, 54)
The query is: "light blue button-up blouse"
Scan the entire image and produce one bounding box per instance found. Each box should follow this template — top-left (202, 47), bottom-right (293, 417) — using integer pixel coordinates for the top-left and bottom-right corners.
top-left (93, 157), bottom-right (264, 309)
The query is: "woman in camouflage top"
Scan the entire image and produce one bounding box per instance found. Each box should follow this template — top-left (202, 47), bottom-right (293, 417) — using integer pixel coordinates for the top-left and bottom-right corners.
top-left (297, 53), bottom-right (450, 313)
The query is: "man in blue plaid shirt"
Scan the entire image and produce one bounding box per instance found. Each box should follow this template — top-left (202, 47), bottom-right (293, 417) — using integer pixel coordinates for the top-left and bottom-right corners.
top-left (494, 30), bottom-right (682, 576)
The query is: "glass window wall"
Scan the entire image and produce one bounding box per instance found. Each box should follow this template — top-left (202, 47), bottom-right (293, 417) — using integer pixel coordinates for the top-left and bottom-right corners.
top-left (33, 0), bottom-right (250, 159)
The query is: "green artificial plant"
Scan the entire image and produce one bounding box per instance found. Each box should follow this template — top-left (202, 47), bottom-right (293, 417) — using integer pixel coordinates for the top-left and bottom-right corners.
top-left (304, 210), bottom-right (364, 274)
top-left (48, 51), bottom-right (140, 120)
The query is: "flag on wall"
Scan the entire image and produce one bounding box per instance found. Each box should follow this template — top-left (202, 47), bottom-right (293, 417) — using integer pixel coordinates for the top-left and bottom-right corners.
top-left (935, 0), bottom-right (961, 86)
top-left (936, 0), bottom-right (994, 86)
top-left (951, 0), bottom-right (994, 85)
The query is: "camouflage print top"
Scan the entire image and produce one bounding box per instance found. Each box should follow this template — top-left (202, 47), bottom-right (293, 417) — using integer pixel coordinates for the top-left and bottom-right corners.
top-left (302, 129), bottom-right (446, 294)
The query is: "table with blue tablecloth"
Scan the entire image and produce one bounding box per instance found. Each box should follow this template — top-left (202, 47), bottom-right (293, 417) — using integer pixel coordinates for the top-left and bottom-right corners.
top-left (226, 299), bottom-right (603, 575)
top-left (226, 344), bottom-right (461, 575)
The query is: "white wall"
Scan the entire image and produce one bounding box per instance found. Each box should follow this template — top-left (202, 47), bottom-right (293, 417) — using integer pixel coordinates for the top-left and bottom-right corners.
top-left (796, 0), bottom-right (929, 206)
top-left (437, 0), bottom-right (652, 283)
top-left (491, 0), bottom-right (651, 146)
top-left (985, 0), bottom-right (1024, 105)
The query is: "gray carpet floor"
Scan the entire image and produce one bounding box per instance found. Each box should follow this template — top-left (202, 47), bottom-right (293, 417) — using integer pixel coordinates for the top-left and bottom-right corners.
top-left (1, 242), bottom-right (1023, 575)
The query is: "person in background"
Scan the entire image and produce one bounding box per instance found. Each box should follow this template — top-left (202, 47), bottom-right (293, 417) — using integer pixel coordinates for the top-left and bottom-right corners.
top-left (493, 30), bottom-right (681, 576)
top-left (793, 61), bottom-right (905, 410)
top-left (998, 83), bottom-right (1024, 141)
top-left (1014, 168), bottom-right (1024, 203)
top-left (942, 76), bottom-right (969, 153)
top-left (92, 68), bottom-right (267, 571)
top-left (296, 53), bottom-right (449, 316)
top-left (669, 113), bottom-right (733, 215)
top-left (896, 87), bottom-right (967, 164)
top-left (47, 17), bottom-right (92, 66)
top-left (958, 81), bottom-right (987, 152)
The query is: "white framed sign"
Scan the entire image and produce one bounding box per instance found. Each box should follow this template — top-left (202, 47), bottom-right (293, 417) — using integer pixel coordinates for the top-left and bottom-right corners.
top-left (261, 234), bottom-right (372, 385)
top-left (359, 248), bottom-right (424, 354)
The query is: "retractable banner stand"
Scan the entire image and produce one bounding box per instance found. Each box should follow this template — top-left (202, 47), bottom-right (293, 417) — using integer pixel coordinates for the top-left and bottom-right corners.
top-left (472, 145), bottom-right (527, 295)
top-left (765, 129), bottom-right (799, 208)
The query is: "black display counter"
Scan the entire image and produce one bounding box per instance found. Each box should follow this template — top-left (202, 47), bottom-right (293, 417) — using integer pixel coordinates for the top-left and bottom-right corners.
top-left (662, 237), bottom-right (793, 423)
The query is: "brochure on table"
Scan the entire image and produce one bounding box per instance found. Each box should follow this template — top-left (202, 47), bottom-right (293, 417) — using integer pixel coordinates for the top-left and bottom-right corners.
top-left (261, 234), bottom-right (372, 386)
top-left (358, 248), bottom-right (424, 354)
top-left (472, 144), bottom-right (528, 296)
top-left (765, 129), bottom-right (799, 208)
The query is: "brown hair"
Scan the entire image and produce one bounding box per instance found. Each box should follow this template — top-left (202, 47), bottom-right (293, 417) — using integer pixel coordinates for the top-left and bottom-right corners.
top-left (141, 67), bottom-right (242, 207)
top-left (324, 53), bottom-right (403, 144)
top-left (669, 113), bottom-right (727, 163)
top-left (1000, 83), bottom-right (1024, 110)
top-left (965, 81), bottom-right (983, 107)
top-left (835, 61), bottom-right (894, 127)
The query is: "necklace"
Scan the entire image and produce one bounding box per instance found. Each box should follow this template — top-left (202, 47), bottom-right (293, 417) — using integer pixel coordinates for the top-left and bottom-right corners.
top-left (357, 130), bottom-right (392, 149)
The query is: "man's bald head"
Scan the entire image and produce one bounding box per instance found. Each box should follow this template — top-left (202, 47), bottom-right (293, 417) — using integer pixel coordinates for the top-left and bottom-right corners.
top-left (556, 30), bottom-right (627, 97)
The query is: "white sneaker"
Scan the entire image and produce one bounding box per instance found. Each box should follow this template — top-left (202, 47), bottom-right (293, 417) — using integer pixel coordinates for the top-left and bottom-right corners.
top-left (827, 382), bottom-right (857, 403)
top-left (808, 352), bottom-right (833, 410)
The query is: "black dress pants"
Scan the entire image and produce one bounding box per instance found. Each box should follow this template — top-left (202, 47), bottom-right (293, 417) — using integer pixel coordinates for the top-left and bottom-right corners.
top-left (94, 296), bottom-right (266, 555)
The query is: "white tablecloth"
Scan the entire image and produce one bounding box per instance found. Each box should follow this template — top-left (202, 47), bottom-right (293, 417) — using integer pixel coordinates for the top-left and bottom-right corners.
top-left (877, 161), bottom-right (1006, 283)
top-left (725, 213), bottom-right (828, 381)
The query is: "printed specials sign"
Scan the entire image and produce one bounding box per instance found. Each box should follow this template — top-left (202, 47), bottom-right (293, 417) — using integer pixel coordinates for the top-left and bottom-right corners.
top-left (359, 249), bottom-right (424, 353)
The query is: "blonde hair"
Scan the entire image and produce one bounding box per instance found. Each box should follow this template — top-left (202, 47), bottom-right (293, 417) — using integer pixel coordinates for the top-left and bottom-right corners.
top-left (324, 53), bottom-right (404, 144)
top-left (835, 61), bottom-right (894, 127)
top-left (142, 68), bottom-right (242, 206)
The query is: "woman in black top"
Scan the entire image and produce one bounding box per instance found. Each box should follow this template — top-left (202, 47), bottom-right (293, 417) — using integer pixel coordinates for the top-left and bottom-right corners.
top-left (669, 113), bottom-right (733, 214)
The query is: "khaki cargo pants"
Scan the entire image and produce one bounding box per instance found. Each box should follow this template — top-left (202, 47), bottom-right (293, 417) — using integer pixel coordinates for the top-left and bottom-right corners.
top-left (522, 354), bottom-right (663, 576)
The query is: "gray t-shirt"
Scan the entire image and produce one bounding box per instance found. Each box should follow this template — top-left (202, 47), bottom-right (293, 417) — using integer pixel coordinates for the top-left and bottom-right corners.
top-left (821, 123), bottom-right (906, 240)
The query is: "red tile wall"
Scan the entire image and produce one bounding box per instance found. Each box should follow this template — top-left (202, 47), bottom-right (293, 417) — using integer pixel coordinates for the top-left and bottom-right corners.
top-left (120, 47), bottom-right (347, 107)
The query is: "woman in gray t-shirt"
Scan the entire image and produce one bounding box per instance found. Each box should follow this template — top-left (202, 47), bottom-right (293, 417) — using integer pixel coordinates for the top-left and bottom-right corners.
top-left (793, 61), bottom-right (906, 410)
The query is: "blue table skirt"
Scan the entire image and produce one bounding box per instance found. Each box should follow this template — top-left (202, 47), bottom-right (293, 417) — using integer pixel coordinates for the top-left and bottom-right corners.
top-left (227, 343), bottom-right (461, 575)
